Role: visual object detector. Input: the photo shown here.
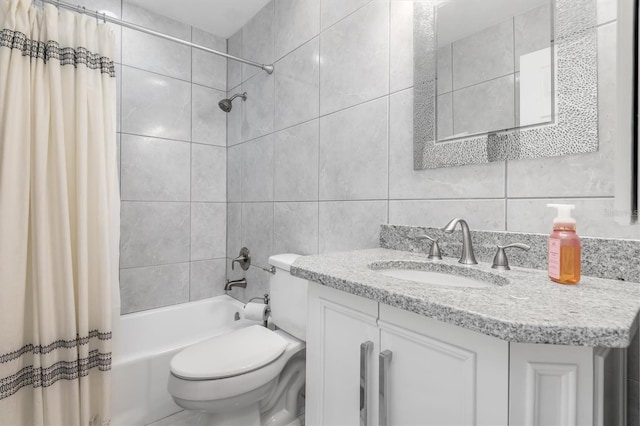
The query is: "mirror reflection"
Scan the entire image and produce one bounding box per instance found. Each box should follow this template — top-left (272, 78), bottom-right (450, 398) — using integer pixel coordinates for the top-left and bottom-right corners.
top-left (435, 0), bottom-right (553, 141)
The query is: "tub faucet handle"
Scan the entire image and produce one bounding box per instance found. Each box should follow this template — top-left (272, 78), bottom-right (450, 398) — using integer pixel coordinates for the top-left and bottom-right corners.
top-left (232, 247), bottom-right (251, 271)
top-left (492, 243), bottom-right (531, 270)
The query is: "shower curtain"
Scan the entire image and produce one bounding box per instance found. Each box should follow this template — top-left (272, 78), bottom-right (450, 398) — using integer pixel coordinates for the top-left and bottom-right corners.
top-left (0, 0), bottom-right (119, 424)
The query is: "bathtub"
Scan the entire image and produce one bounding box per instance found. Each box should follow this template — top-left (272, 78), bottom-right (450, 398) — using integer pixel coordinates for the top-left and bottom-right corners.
top-left (110, 295), bottom-right (256, 426)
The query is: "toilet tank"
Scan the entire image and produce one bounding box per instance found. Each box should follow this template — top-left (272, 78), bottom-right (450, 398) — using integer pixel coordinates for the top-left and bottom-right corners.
top-left (268, 254), bottom-right (307, 341)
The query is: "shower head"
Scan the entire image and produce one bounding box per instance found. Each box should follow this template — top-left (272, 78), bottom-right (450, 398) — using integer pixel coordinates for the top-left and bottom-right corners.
top-left (218, 92), bottom-right (247, 112)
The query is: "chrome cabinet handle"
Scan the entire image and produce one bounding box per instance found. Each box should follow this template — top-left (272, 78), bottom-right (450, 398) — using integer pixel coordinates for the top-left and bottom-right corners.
top-left (360, 341), bottom-right (373, 426)
top-left (379, 350), bottom-right (393, 426)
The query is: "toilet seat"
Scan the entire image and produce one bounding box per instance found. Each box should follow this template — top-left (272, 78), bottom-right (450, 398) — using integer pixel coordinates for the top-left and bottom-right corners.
top-left (168, 328), bottom-right (305, 403)
top-left (170, 325), bottom-right (288, 380)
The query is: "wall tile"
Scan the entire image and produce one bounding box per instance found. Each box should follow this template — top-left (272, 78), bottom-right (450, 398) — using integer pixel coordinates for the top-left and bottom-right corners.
top-left (506, 198), bottom-right (640, 239)
top-left (190, 259), bottom-right (227, 301)
top-left (274, 120), bottom-right (319, 202)
top-left (122, 0), bottom-right (191, 38)
top-left (597, 0), bottom-right (617, 25)
top-left (514, 3), bottom-right (552, 72)
top-left (116, 133), bottom-right (121, 182)
top-left (192, 84), bottom-right (226, 146)
top-left (437, 45), bottom-right (453, 94)
top-left (226, 88), bottom-right (243, 146)
top-left (120, 263), bottom-right (189, 314)
top-left (121, 2), bottom-right (191, 80)
top-left (191, 144), bottom-right (226, 202)
top-left (506, 23), bottom-right (617, 198)
top-left (227, 30), bottom-right (243, 91)
top-left (319, 97), bottom-right (388, 200)
top-left (121, 66), bottom-right (191, 141)
top-left (321, 0), bottom-right (372, 30)
top-left (121, 28), bottom-right (191, 80)
top-left (452, 74), bottom-right (515, 136)
top-left (319, 0), bottom-right (389, 115)
top-left (274, 202), bottom-right (319, 255)
top-left (388, 89), bottom-right (506, 200)
top-left (227, 203), bottom-right (242, 258)
top-left (242, 2), bottom-right (275, 82)
top-left (275, 0), bottom-right (320, 60)
top-left (192, 28), bottom-right (227, 90)
top-left (230, 265), bottom-right (270, 304)
top-left (389, 199), bottom-right (506, 231)
top-left (452, 18), bottom-right (514, 90)
top-left (227, 145), bottom-right (242, 202)
top-left (241, 202), bottom-right (274, 268)
top-left (120, 135), bottom-right (190, 201)
top-left (242, 135), bottom-right (274, 202)
top-left (191, 203), bottom-right (226, 260)
top-left (319, 201), bottom-right (388, 253)
top-left (115, 63), bottom-right (121, 132)
top-left (242, 72), bottom-right (275, 141)
top-left (274, 38), bottom-right (320, 131)
top-left (120, 202), bottom-right (190, 268)
top-left (390, 1), bottom-right (413, 93)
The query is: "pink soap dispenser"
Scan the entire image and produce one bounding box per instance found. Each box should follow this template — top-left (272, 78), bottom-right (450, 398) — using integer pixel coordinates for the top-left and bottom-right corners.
top-left (547, 204), bottom-right (581, 284)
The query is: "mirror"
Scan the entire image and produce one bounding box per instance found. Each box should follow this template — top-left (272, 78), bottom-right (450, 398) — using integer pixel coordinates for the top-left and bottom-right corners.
top-left (414, 0), bottom-right (599, 169)
top-left (435, 0), bottom-right (553, 141)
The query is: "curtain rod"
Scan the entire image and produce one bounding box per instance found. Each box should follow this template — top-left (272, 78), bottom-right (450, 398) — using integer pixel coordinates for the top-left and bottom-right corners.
top-left (39, 0), bottom-right (274, 74)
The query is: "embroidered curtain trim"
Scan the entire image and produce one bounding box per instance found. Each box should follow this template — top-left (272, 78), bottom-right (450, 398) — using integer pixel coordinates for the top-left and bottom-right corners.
top-left (0, 332), bottom-right (112, 400)
top-left (0, 28), bottom-right (116, 76)
top-left (0, 330), bottom-right (112, 364)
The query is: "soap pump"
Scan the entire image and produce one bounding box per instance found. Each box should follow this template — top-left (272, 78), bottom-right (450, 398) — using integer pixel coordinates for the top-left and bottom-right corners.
top-left (547, 204), bottom-right (581, 284)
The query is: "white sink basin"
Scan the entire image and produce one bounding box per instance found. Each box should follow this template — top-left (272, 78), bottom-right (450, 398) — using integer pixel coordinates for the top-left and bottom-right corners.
top-left (378, 269), bottom-right (492, 288)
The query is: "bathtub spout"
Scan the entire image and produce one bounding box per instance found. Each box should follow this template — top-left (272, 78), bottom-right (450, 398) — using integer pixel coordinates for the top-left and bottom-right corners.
top-left (225, 278), bottom-right (247, 291)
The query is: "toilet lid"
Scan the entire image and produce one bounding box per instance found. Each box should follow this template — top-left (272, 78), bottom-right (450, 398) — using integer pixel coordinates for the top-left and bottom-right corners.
top-left (170, 325), bottom-right (289, 380)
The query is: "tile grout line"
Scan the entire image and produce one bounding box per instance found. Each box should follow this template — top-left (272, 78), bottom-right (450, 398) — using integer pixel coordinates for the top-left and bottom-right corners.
top-left (317, 9), bottom-right (322, 255)
top-left (387, 0), bottom-right (391, 226)
top-left (188, 24), bottom-right (193, 303)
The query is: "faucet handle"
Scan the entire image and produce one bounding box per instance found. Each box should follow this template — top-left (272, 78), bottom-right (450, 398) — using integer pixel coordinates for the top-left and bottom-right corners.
top-left (492, 243), bottom-right (531, 270)
top-left (232, 247), bottom-right (251, 271)
top-left (416, 235), bottom-right (443, 260)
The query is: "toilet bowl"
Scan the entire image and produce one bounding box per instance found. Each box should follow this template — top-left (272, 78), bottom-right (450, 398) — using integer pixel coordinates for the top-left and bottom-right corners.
top-left (167, 254), bottom-right (307, 426)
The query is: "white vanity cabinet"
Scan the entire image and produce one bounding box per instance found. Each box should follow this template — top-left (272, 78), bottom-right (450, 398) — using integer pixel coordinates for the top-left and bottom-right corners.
top-left (306, 283), bottom-right (509, 426)
top-left (306, 282), bottom-right (627, 426)
top-left (509, 342), bottom-right (626, 426)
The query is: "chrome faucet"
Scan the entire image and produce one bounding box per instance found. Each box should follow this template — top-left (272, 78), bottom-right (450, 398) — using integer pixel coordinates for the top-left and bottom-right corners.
top-left (232, 247), bottom-right (251, 271)
top-left (442, 218), bottom-right (478, 265)
top-left (225, 278), bottom-right (247, 291)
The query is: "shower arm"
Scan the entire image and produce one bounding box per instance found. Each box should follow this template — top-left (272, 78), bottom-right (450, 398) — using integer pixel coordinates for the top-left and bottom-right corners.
top-left (40, 0), bottom-right (275, 75)
top-left (227, 93), bottom-right (247, 102)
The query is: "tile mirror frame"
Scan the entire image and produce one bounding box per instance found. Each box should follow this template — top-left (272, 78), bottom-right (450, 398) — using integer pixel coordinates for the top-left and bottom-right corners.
top-left (413, 0), bottom-right (599, 169)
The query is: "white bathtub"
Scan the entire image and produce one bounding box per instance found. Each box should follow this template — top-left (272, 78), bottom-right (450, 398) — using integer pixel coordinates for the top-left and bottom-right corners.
top-left (110, 295), bottom-right (256, 426)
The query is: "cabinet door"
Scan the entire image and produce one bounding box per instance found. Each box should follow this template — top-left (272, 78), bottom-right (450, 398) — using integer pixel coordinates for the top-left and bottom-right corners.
top-left (306, 283), bottom-right (380, 426)
top-left (509, 343), bottom-right (595, 426)
top-left (379, 304), bottom-right (509, 426)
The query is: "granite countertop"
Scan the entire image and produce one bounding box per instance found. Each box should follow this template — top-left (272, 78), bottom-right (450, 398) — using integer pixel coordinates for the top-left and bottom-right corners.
top-left (291, 248), bottom-right (640, 347)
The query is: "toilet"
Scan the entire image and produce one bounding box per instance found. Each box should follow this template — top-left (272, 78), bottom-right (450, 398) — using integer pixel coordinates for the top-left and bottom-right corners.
top-left (167, 254), bottom-right (307, 426)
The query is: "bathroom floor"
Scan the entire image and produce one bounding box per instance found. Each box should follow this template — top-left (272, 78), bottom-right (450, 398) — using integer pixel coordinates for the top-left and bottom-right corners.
top-left (147, 410), bottom-right (203, 426)
top-left (147, 410), bottom-right (305, 426)
top-left (147, 393), bottom-right (306, 426)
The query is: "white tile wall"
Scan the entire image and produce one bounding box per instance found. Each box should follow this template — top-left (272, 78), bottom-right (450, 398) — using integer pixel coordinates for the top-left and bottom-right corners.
top-left (228, 0), bottom-right (640, 304)
top-left (76, 0), bottom-right (229, 313)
